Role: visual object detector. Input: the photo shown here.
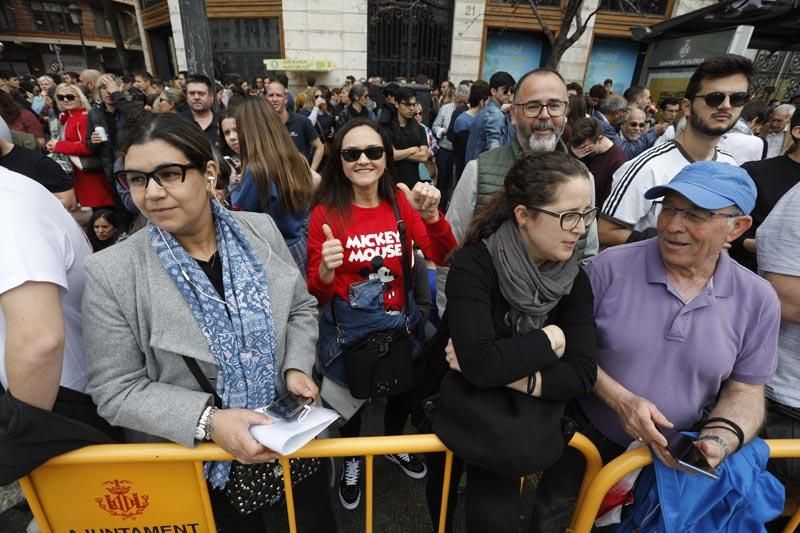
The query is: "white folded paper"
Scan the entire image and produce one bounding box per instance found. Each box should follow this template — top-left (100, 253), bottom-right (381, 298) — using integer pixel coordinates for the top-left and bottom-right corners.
top-left (249, 406), bottom-right (340, 455)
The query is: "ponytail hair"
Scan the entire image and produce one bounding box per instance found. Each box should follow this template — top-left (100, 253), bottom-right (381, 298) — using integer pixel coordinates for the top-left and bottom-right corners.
top-left (463, 152), bottom-right (589, 246)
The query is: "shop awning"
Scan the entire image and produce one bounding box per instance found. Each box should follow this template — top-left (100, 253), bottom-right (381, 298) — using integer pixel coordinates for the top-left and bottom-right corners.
top-left (631, 0), bottom-right (800, 52)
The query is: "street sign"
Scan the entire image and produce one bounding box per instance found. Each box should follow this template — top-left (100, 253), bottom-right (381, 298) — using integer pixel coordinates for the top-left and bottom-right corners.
top-left (262, 58), bottom-right (333, 71)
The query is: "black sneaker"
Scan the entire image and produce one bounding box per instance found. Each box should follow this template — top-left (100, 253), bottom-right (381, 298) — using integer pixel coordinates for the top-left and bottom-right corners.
top-left (339, 457), bottom-right (361, 510)
top-left (384, 453), bottom-right (427, 479)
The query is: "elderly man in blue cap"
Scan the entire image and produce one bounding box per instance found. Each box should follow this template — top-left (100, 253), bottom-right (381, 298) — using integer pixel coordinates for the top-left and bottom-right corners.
top-left (531, 161), bottom-right (781, 532)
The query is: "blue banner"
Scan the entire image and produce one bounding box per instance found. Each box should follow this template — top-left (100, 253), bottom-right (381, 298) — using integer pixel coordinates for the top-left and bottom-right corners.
top-left (481, 30), bottom-right (544, 83)
top-left (584, 38), bottom-right (641, 96)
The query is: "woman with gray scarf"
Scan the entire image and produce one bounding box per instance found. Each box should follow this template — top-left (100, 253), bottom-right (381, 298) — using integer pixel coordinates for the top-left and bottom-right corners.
top-left (426, 152), bottom-right (599, 532)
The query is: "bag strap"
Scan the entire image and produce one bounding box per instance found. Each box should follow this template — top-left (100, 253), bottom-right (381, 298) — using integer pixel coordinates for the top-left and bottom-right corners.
top-left (182, 356), bottom-right (222, 407)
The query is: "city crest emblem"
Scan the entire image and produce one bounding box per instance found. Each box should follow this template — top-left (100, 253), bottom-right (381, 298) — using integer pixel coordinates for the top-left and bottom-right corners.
top-left (95, 479), bottom-right (150, 519)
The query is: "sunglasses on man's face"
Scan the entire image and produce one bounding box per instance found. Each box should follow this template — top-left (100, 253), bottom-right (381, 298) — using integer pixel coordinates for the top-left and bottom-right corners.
top-left (340, 146), bottom-right (385, 162)
top-left (694, 91), bottom-right (750, 108)
top-left (627, 122), bottom-right (647, 128)
top-left (56, 93), bottom-right (77, 102)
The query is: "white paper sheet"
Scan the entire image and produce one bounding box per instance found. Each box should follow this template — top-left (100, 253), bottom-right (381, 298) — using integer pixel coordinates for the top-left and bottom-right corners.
top-left (249, 406), bottom-right (340, 455)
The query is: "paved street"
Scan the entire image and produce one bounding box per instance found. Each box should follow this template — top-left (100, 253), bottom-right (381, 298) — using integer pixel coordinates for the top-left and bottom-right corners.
top-left (0, 398), bottom-right (537, 532)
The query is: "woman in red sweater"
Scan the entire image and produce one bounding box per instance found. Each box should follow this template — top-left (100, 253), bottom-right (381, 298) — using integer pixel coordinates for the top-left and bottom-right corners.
top-left (45, 83), bottom-right (113, 209)
top-left (307, 118), bottom-right (456, 511)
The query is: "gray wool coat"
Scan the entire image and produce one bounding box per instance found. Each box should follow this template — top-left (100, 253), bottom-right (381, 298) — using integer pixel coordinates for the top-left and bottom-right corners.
top-left (82, 211), bottom-right (318, 447)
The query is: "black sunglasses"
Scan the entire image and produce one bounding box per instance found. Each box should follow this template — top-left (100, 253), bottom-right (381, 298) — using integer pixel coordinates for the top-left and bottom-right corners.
top-left (340, 147), bottom-right (385, 162)
top-left (627, 122), bottom-right (647, 128)
top-left (694, 91), bottom-right (750, 108)
top-left (56, 93), bottom-right (76, 102)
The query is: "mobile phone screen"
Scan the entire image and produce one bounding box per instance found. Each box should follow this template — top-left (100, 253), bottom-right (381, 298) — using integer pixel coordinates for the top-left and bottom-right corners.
top-left (262, 393), bottom-right (311, 420)
top-left (660, 429), bottom-right (719, 480)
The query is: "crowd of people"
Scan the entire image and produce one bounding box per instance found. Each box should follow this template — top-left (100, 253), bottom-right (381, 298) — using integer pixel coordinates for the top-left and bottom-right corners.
top-left (1, 52), bottom-right (800, 532)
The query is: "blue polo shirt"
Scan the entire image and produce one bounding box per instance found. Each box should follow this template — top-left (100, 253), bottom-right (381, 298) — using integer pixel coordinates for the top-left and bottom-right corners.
top-left (581, 238), bottom-right (780, 446)
top-left (285, 111), bottom-right (319, 163)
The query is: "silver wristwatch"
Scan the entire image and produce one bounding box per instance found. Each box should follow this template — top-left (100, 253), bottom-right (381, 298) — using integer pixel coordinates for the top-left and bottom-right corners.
top-left (698, 434), bottom-right (730, 459)
top-left (194, 405), bottom-right (218, 441)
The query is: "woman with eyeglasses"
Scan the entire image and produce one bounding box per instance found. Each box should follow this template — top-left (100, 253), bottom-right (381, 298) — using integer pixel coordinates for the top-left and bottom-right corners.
top-left (426, 152), bottom-right (598, 532)
top-left (45, 83), bottom-right (114, 209)
top-left (82, 113), bottom-right (337, 533)
top-left (307, 118), bottom-right (456, 511)
top-left (230, 96), bottom-right (320, 273)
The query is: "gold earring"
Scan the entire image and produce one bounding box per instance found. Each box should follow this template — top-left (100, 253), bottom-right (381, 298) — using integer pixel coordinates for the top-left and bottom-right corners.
top-left (519, 223), bottom-right (528, 230)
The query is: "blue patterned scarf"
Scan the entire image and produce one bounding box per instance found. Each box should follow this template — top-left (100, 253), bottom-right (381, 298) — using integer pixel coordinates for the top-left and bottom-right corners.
top-left (149, 200), bottom-right (278, 488)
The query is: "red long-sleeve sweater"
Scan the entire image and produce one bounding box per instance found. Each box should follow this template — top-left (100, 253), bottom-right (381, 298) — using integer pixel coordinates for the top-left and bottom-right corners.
top-left (307, 191), bottom-right (456, 310)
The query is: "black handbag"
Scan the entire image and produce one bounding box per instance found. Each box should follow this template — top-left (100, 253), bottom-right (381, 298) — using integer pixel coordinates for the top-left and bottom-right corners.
top-left (182, 357), bottom-right (321, 515)
top-left (332, 202), bottom-right (415, 400)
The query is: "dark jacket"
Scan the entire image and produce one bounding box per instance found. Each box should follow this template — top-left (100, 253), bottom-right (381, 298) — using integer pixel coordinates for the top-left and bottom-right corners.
top-left (432, 242), bottom-right (597, 477)
top-left (86, 92), bottom-right (137, 182)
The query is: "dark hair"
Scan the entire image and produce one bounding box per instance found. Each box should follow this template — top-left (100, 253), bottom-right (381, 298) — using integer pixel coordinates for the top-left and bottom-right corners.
top-left (120, 113), bottom-right (214, 173)
top-left (790, 108), bottom-right (800, 147)
top-left (569, 118), bottom-right (601, 147)
top-left (63, 71), bottom-right (80, 82)
top-left (307, 75), bottom-right (316, 87)
top-left (489, 71), bottom-right (515, 90)
top-left (740, 99), bottom-right (768, 125)
top-left (185, 74), bottom-right (212, 91)
top-left (0, 90), bottom-right (21, 123)
top-left (658, 97), bottom-right (680, 110)
top-left (88, 208), bottom-right (123, 252)
top-left (567, 94), bottom-right (588, 124)
top-left (316, 84), bottom-right (331, 102)
top-left (625, 85), bottom-right (648, 104)
top-left (276, 74), bottom-right (289, 88)
top-left (313, 118), bottom-right (398, 227)
top-left (684, 54), bottom-right (754, 101)
top-left (133, 70), bottom-right (154, 83)
top-left (463, 152), bottom-right (590, 246)
top-left (468, 80), bottom-right (491, 107)
top-left (604, 79), bottom-right (613, 86)
top-left (0, 70), bottom-right (14, 80)
top-left (589, 84), bottom-right (605, 99)
top-left (346, 75), bottom-right (356, 84)
top-left (566, 82), bottom-right (584, 96)
top-left (396, 87), bottom-right (416, 104)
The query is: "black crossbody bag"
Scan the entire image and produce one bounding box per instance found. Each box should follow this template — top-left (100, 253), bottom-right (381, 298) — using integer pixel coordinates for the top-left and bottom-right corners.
top-left (182, 357), bottom-right (320, 515)
top-left (332, 201), bottom-right (415, 399)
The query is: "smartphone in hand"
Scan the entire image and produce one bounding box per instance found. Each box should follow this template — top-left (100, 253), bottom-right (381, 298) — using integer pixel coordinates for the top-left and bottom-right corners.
top-left (659, 428), bottom-right (720, 480)
top-left (256, 392), bottom-right (313, 421)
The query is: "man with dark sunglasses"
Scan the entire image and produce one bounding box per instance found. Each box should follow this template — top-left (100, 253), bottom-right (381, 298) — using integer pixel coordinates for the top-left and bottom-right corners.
top-left (464, 71), bottom-right (516, 163)
top-left (617, 107), bottom-right (661, 159)
top-left (387, 87), bottom-right (428, 189)
top-left (599, 54), bottom-right (749, 247)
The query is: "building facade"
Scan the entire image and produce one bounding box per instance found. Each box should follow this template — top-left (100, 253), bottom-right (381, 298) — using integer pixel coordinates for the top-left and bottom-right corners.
top-left (0, 0), bottom-right (145, 76)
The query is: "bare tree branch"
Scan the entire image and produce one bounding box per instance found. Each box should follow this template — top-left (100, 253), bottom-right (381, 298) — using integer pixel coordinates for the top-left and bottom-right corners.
top-left (527, 0), bottom-right (557, 45)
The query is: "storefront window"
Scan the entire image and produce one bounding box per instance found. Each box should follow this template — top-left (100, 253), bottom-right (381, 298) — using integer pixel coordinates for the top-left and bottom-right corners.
top-left (30, 2), bottom-right (80, 33)
top-left (0, 0), bottom-right (15, 30)
top-left (208, 18), bottom-right (280, 80)
top-left (584, 38), bottom-right (641, 96)
top-left (598, 0), bottom-right (670, 16)
top-left (481, 29), bottom-right (545, 82)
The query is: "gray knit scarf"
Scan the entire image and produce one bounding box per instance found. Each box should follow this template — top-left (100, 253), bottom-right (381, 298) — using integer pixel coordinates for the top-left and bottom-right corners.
top-left (483, 219), bottom-right (579, 334)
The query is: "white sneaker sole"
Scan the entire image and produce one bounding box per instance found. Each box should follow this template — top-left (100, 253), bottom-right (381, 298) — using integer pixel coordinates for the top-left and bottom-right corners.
top-left (339, 488), bottom-right (361, 510)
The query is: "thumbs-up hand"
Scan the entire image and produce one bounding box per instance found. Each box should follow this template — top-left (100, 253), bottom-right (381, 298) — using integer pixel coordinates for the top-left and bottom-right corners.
top-left (397, 182), bottom-right (440, 222)
top-left (319, 223), bottom-right (344, 283)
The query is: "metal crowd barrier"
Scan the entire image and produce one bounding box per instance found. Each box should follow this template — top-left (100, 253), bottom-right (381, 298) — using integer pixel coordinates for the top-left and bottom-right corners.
top-left (19, 432), bottom-right (601, 533)
top-left (569, 438), bottom-right (800, 533)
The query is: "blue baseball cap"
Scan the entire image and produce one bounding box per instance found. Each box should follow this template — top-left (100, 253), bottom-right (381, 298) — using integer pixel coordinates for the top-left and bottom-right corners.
top-left (644, 161), bottom-right (756, 215)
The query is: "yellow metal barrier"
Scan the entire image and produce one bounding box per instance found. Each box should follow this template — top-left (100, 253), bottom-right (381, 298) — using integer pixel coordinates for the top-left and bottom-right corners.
top-left (570, 439), bottom-right (800, 533)
top-left (19, 432), bottom-right (600, 533)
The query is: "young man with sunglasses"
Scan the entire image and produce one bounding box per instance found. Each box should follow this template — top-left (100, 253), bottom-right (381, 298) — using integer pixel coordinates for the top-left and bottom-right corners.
top-left (464, 71), bottom-right (516, 163)
top-left (599, 54), bottom-right (749, 247)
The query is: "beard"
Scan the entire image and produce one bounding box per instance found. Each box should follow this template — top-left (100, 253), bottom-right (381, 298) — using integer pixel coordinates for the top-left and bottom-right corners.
top-left (520, 119), bottom-right (565, 153)
top-left (689, 109), bottom-right (736, 137)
